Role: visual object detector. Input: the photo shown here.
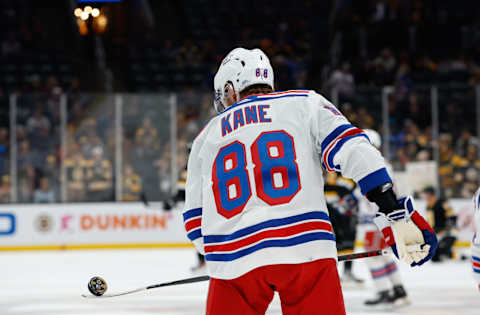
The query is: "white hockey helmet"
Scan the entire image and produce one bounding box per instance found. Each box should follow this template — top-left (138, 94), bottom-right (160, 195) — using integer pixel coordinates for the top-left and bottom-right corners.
top-left (364, 129), bottom-right (382, 149)
top-left (213, 48), bottom-right (274, 112)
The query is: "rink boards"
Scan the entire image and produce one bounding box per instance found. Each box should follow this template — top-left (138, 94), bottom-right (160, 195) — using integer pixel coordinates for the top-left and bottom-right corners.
top-left (0, 202), bottom-right (192, 250)
top-left (0, 199), bottom-right (474, 251)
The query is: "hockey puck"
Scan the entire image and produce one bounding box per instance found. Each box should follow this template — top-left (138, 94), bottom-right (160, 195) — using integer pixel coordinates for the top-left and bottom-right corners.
top-left (88, 276), bottom-right (108, 296)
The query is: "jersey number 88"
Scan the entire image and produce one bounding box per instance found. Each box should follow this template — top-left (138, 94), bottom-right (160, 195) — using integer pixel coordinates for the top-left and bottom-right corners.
top-left (212, 130), bottom-right (301, 219)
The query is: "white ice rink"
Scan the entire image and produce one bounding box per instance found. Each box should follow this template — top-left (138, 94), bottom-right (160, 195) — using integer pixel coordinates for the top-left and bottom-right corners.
top-left (1, 249), bottom-right (478, 315)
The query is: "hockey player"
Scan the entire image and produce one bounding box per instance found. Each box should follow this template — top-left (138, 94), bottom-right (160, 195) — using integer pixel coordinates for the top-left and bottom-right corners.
top-left (471, 188), bottom-right (480, 290)
top-left (183, 48), bottom-right (437, 315)
top-left (161, 142), bottom-right (207, 272)
top-left (422, 186), bottom-right (457, 262)
top-left (324, 172), bottom-right (364, 286)
top-left (361, 129), bottom-right (409, 307)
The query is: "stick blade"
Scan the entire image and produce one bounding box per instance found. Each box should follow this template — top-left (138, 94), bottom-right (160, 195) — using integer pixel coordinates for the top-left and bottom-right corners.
top-left (81, 287), bottom-right (145, 299)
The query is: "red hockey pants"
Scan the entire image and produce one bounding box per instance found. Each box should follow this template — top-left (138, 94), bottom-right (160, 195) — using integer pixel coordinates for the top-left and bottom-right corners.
top-left (206, 258), bottom-right (346, 315)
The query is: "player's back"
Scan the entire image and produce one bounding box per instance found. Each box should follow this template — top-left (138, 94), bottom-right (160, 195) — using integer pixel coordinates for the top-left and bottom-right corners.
top-left (190, 90), bottom-right (337, 279)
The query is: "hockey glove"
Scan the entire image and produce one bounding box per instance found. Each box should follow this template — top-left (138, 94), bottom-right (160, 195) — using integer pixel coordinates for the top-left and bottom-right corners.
top-left (373, 196), bottom-right (437, 267)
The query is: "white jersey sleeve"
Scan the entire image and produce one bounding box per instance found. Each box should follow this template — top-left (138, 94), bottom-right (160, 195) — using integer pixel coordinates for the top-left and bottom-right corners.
top-left (306, 92), bottom-right (391, 195)
top-left (472, 188), bottom-right (480, 284)
top-left (183, 134), bottom-right (205, 254)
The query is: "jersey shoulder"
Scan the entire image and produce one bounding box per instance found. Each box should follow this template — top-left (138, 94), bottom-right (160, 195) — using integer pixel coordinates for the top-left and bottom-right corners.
top-left (191, 114), bottom-right (221, 153)
top-left (256, 89), bottom-right (340, 117)
top-left (474, 187), bottom-right (480, 213)
top-left (304, 90), bottom-right (342, 113)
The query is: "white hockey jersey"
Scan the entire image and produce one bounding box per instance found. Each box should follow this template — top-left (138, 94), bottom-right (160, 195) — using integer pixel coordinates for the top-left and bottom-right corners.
top-left (183, 90), bottom-right (391, 279)
top-left (471, 188), bottom-right (480, 281)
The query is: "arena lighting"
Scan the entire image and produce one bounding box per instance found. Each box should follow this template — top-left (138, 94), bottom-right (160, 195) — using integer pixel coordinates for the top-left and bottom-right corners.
top-left (84, 6), bottom-right (93, 14)
top-left (80, 11), bottom-right (89, 21)
top-left (74, 8), bottom-right (83, 17)
top-left (91, 8), bottom-right (100, 17)
top-left (96, 15), bottom-right (107, 28)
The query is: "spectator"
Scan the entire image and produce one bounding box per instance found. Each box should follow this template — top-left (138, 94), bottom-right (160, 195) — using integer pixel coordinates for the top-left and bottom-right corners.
top-left (455, 129), bottom-right (478, 157)
top-left (374, 48), bottom-right (396, 74)
top-left (17, 140), bottom-right (35, 202)
top-left (33, 177), bottom-right (55, 203)
top-left (135, 117), bottom-right (158, 143)
top-left (65, 148), bottom-right (87, 202)
top-left (328, 62), bottom-right (355, 98)
top-left (422, 187), bottom-right (456, 262)
top-left (0, 127), bottom-right (8, 175)
top-left (122, 164), bottom-right (142, 201)
top-left (1, 32), bottom-right (21, 56)
top-left (0, 175), bottom-right (10, 203)
top-left (85, 146), bottom-right (113, 201)
top-left (26, 109), bottom-right (50, 134)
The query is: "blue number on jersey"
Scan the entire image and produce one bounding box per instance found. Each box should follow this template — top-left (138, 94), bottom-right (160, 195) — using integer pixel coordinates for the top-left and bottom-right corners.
top-left (252, 130), bottom-right (301, 205)
top-left (212, 130), bottom-right (301, 218)
top-left (212, 141), bottom-right (252, 219)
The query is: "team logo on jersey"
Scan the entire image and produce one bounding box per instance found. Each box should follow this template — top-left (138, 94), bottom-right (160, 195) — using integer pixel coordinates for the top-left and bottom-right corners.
top-left (323, 105), bottom-right (342, 116)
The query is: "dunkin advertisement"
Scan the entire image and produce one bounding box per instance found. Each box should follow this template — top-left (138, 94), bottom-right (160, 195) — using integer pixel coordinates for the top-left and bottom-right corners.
top-left (0, 199), bottom-right (475, 251)
top-left (0, 202), bottom-right (190, 250)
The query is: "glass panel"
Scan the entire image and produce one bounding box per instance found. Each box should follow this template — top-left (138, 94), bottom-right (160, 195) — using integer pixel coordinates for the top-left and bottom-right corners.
top-left (0, 94), bottom-right (10, 203)
top-left (175, 91), bottom-right (215, 198)
top-left (65, 94), bottom-right (115, 202)
top-left (121, 94), bottom-right (172, 201)
top-left (334, 86), bottom-right (383, 131)
top-left (388, 86), bottom-right (433, 173)
top-left (380, 86), bottom-right (434, 197)
top-left (438, 85), bottom-right (477, 198)
top-left (177, 90), bottom-right (216, 167)
top-left (16, 93), bottom-right (61, 203)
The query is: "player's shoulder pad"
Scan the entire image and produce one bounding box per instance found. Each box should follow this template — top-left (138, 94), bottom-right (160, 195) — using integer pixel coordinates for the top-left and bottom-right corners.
top-left (305, 90), bottom-right (343, 116)
top-left (190, 117), bottom-right (216, 155)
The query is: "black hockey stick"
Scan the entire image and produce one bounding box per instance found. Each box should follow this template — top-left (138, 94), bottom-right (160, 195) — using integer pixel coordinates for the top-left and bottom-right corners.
top-left (81, 249), bottom-right (387, 299)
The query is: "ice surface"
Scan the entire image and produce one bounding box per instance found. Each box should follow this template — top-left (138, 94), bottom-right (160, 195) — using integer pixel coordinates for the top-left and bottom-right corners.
top-left (1, 249), bottom-right (479, 315)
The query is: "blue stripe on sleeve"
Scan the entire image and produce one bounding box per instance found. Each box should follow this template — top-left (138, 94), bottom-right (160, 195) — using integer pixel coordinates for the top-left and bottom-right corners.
top-left (204, 211), bottom-right (330, 244)
top-left (205, 231), bottom-right (335, 261)
top-left (320, 124), bottom-right (353, 153)
top-left (473, 256), bottom-right (480, 263)
top-left (358, 168), bottom-right (392, 195)
top-left (183, 208), bottom-right (202, 221)
top-left (473, 268), bottom-right (480, 274)
top-left (187, 229), bottom-right (202, 241)
top-left (327, 134), bottom-right (370, 170)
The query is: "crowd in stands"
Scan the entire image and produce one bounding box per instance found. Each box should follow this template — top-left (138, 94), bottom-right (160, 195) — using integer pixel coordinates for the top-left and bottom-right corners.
top-left (124, 0), bottom-right (313, 92)
top-left (338, 86), bottom-right (479, 199)
top-left (1, 0), bottom-right (480, 203)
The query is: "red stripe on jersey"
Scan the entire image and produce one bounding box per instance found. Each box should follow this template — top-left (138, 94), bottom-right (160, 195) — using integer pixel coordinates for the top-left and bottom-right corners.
top-left (265, 90), bottom-right (309, 96)
top-left (238, 90), bottom-right (308, 102)
top-left (185, 218), bottom-right (201, 233)
top-left (371, 263), bottom-right (397, 277)
top-left (473, 261), bottom-right (480, 269)
top-left (204, 221), bottom-right (332, 253)
top-left (323, 128), bottom-right (364, 171)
